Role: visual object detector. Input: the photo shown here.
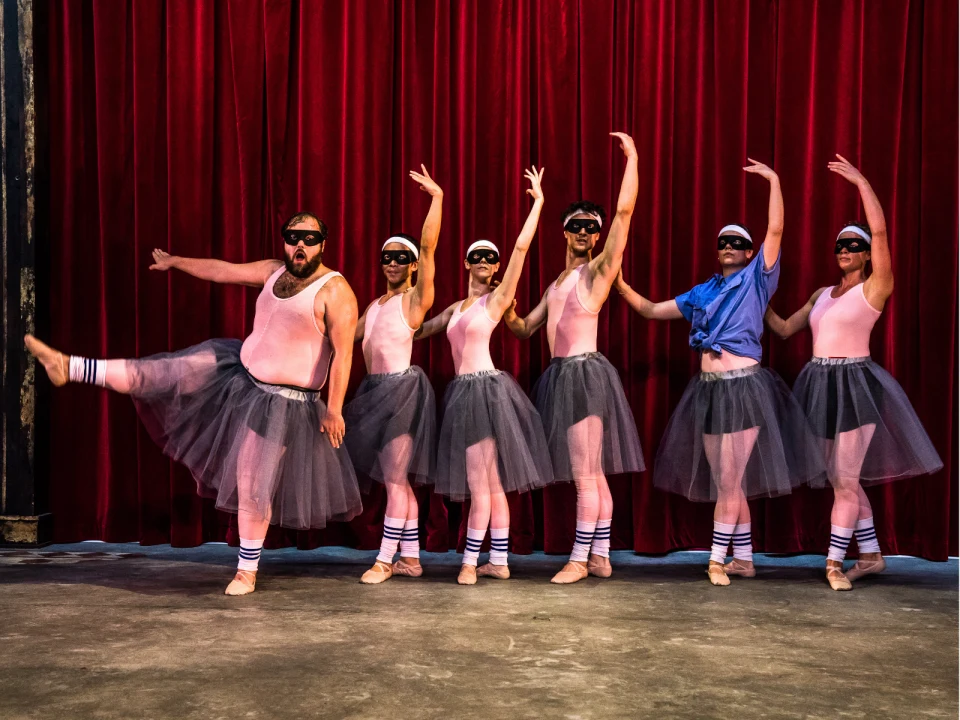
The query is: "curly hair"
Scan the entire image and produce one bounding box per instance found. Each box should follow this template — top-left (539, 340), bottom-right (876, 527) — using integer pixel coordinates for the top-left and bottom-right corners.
top-left (560, 200), bottom-right (607, 224)
top-left (281, 211), bottom-right (328, 240)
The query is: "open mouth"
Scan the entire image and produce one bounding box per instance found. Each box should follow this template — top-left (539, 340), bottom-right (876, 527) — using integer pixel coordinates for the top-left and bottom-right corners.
top-left (294, 250), bottom-right (306, 262)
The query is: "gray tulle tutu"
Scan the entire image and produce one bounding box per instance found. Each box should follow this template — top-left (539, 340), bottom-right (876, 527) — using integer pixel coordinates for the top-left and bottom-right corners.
top-left (531, 352), bottom-right (645, 480)
top-left (128, 338), bottom-right (362, 530)
top-left (793, 356), bottom-right (942, 486)
top-left (434, 370), bottom-right (554, 500)
top-left (653, 365), bottom-right (826, 502)
top-left (342, 365), bottom-right (437, 488)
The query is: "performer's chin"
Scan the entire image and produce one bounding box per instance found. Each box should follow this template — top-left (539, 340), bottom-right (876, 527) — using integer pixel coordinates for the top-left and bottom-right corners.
top-left (285, 254), bottom-right (321, 278)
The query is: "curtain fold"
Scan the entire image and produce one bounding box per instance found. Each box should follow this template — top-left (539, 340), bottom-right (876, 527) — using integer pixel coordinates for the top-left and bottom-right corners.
top-left (38, 0), bottom-right (957, 560)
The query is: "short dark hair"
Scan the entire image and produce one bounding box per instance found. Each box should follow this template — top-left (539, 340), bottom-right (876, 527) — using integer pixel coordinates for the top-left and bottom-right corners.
top-left (281, 211), bottom-right (328, 240)
top-left (839, 220), bottom-right (872, 238)
top-left (561, 200), bottom-right (607, 224)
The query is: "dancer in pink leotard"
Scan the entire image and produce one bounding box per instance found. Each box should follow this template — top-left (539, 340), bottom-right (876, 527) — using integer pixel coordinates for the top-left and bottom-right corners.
top-left (417, 167), bottom-right (553, 584)
top-left (503, 134), bottom-right (645, 585)
top-left (25, 212), bottom-right (361, 596)
top-left (765, 155), bottom-right (941, 590)
top-left (344, 166), bottom-right (443, 585)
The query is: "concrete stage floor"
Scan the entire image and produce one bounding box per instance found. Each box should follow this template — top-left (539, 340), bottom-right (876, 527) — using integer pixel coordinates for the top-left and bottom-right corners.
top-left (1, 544), bottom-right (956, 720)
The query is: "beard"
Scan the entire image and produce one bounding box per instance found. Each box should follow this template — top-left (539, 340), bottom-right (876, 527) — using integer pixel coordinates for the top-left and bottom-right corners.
top-left (285, 251), bottom-right (323, 279)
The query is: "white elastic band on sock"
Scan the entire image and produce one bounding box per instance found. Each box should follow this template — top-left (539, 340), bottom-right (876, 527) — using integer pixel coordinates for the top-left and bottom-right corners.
top-left (563, 211), bottom-right (602, 228)
top-left (400, 519), bottom-right (420, 559)
top-left (718, 224), bottom-right (752, 242)
top-left (237, 538), bottom-right (264, 572)
top-left (466, 240), bottom-right (499, 256)
top-left (382, 236), bottom-right (420, 258)
top-left (836, 225), bottom-right (872, 244)
top-left (489, 527), bottom-right (509, 565)
top-left (464, 528), bottom-right (485, 567)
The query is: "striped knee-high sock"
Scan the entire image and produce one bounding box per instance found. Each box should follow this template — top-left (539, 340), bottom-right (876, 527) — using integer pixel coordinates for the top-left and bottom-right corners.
top-left (237, 538), bottom-right (264, 572)
top-left (710, 522), bottom-right (735, 564)
top-left (827, 525), bottom-right (854, 562)
top-left (854, 517), bottom-right (881, 554)
top-left (732, 523), bottom-right (753, 562)
top-left (489, 527), bottom-right (509, 566)
top-left (590, 519), bottom-right (612, 558)
top-left (68, 356), bottom-right (106, 387)
top-left (400, 519), bottom-right (420, 559)
top-left (570, 521), bottom-right (597, 563)
top-left (376, 516), bottom-right (405, 564)
top-left (463, 527), bottom-right (485, 567)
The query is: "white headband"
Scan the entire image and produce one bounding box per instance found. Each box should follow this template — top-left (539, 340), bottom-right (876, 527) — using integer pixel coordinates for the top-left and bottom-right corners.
top-left (836, 225), bottom-right (872, 244)
top-left (718, 224), bottom-right (753, 243)
top-left (382, 236), bottom-right (420, 258)
top-left (466, 240), bottom-right (499, 257)
top-left (563, 211), bottom-right (603, 228)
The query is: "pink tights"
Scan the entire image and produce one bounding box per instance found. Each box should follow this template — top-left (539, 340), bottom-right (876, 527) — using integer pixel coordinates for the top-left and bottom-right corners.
top-left (704, 427), bottom-right (759, 526)
top-left (826, 424), bottom-right (877, 528)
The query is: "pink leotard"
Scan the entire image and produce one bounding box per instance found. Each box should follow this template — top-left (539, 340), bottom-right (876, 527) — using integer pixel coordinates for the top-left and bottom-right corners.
top-left (239, 267), bottom-right (341, 390)
top-left (546, 265), bottom-right (599, 358)
top-left (362, 292), bottom-right (415, 374)
top-left (446, 294), bottom-right (498, 375)
top-left (809, 283), bottom-right (882, 358)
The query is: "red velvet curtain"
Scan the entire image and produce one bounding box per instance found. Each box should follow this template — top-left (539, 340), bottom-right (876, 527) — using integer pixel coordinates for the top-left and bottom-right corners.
top-left (37, 0), bottom-right (958, 559)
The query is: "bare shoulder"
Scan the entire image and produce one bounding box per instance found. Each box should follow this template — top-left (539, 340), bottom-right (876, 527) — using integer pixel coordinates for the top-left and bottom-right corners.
top-left (810, 286), bottom-right (830, 304)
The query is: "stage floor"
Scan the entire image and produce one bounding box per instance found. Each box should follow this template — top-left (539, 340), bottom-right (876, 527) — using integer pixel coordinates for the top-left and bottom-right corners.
top-left (1, 544), bottom-right (956, 719)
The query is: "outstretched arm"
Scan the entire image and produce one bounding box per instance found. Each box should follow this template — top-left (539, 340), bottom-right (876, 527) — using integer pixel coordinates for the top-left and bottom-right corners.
top-left (828, 154), bottom-right (893, 309)
top-left (415, 302), bottom-right (458, 341)
top-left (590, 132), bottom-right (639, 288)
top-left (150, 249), bottom-right (281, 288)
top-left (742, 159), bottom-right (783, 270)
top-left (407, 165), bottom-right (443, 327)
top-left (488, 167), bottom-right (545, 319)
top-left (614, 270), bottom-right (683, 320)
top-left (764, 287), bottom-right (826, 340)
top-left (502, 288), bottom-right (549, 339)
top-left (320, 277), bottom-right (359, 449)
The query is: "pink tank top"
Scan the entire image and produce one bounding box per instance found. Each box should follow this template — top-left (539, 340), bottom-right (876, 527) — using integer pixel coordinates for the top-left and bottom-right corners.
top-left (809, 283), bottom-right (882, 358)
top-left (446, 294), bottom-right (498, 375)
top-left (546, 265), bottom-right (599, 358)
top-left (239, 267), bottom-right (341, 390)
top-left (362, 292), bottom-right (415, 374)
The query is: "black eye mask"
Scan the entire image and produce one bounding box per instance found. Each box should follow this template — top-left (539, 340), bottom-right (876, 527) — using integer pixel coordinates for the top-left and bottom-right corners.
top-left (717, 235), bottom-right (752, 251)
top-left (564, 219), bottom-right (601, 235)
top-left (283, 229), bottom-right (325, 247)
top-left (835, 237), bottom-right (869, 254)
top-left (467, 250), bottom-right (499, 265)
top-left (381, 250), bottom-right (414, 266)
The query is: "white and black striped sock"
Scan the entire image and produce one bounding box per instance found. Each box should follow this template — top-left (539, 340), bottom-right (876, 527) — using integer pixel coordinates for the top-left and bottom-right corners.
top-left (400, 519), bottom-right (420, 559)
top-left (854, 517), bottom-right (881, 554)
top-left (827, 525), bottom-right (854, 562)
top-left (590, 519), bottom-right (612, 558)
top-left (710, 522), bottom-right (735, 564)
top-left (463, 527), bottom-right (485, 567)
top-left (489, 527), bottom-right (509, 566)
top-left (732, 522), bottom-right (753, 562)
top-left (68, 356), bottom-right (106, 387)
top-left (237, 537), bottom-right (264, 572)
top-left (376, 516), bottom-right (404, 564)
top-left (570, 521), bottom-right (597, 563)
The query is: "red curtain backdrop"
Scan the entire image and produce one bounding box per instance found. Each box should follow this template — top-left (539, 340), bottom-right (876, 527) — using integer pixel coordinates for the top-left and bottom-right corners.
top-left (36, 0), bottom-right (958, 559)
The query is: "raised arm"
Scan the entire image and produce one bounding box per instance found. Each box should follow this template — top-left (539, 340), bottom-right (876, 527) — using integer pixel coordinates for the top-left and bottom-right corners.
top-left (319, 277), bottom-right (359, 449)
top-left (742, 159), bottom-right (783, 270)
top-left (406, 165), bottom-right (443, 326)
top-left (614, 270), bottom-right (683, 320)
top-left (150, 249), bottom-right (281, 288)
top-left (828, 154), bottom-right (893, 309)
top-left (502, 288), bottom-right (549, 340)
top-left (590, 132), bottom-right (639, 288)
top-left (414, 301), bottom-right (458, 341)
top-left (764, 287), bottom-right (827, 340)
top-left (488, 167), bottom-right (545, 319)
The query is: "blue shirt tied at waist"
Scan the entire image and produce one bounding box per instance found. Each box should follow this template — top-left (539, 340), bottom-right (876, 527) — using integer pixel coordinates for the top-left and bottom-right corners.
top-left (674, 243), bottom-right (780, 362)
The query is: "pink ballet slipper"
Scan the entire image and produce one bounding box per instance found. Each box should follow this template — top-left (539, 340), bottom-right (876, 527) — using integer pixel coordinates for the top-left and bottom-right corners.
top-left (360, 560), bottom-right (394, 584)
top-left (476, 563), bottom-right (510, 580)
top-left (392, 558), bottom-right (423, 578)
top-left (224, 569), bottom-right (257, 596)
top-left (722, 558), bottom-right (756, 577)
top-left (550, 562), bottom-right (588, 584)
top-left (844, 555), bottom-right (886, 582)
top-left (586, 555), bottom-right (612, 578)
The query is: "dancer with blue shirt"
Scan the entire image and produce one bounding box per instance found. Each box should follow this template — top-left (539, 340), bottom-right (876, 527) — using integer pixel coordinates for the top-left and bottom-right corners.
top-left (615, 159), bottom-right (824, 586)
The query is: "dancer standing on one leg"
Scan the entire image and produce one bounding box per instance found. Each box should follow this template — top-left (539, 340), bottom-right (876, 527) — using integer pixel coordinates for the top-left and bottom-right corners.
top-left (345, 165), bottom-right (443, 585)
top-left (26, 213), bottom-right (361, 596)
top-left (503, 134), bottom-right (645, 585)
top-left (765, 155), bottom-right (942, 591)
top-left (616, 160), bottom-right (824, 586)
top-left (416, 167), bottom-right (554, 585)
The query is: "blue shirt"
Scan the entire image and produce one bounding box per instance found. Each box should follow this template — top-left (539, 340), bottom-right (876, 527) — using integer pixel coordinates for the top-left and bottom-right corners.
top-left (674, 244), bottom-right (780, 362)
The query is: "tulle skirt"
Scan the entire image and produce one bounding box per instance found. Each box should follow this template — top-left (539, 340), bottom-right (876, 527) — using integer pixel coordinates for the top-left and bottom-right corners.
top-left (653, 365), bottom-right (826, 502)
top-left (342, 366), bottom-right (437, 488)
top-left (532, 352), bottom-right (645, 481)
top-left (434, 370), bottom-right (554, 500)
top-left (128, 339), bottom-right (362, 530)
top-left (794, 356), bottom-right (942, 487)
